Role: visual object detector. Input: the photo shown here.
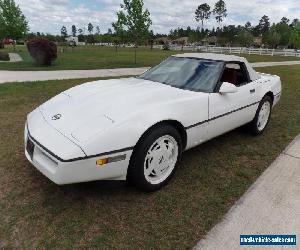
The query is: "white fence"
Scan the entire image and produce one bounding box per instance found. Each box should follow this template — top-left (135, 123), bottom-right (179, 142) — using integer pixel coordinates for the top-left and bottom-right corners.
top-left (153, 45), bottom-right (300, 57)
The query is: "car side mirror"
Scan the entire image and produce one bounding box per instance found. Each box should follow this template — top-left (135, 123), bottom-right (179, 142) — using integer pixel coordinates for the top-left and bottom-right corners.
top-left (219, 82), bottom-right (238, 94)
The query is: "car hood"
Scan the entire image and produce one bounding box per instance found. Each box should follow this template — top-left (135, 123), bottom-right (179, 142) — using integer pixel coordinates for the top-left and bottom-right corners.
top-left (39, 77), bottom-right (193, 143)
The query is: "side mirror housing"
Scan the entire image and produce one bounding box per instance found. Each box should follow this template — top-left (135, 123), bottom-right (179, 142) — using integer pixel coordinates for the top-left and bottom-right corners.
top-left (219, 82), bottom-right (238, 94)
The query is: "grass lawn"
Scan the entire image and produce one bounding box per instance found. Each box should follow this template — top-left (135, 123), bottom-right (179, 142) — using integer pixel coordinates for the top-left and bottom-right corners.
top-left (0, 65), bottom-right (300, 249)
top-left (0, 45), bottom-right (299, 71)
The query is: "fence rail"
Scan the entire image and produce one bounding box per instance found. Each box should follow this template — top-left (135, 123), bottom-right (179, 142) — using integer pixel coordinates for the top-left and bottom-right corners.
top-left (153, 45), bottom-right (300, 57)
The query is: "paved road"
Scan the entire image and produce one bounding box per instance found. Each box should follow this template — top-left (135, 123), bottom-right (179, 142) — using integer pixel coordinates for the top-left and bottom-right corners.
top-left (1, 61), bottom-right (300, 84)
top-left (194, 135), bottom-right (300, 250)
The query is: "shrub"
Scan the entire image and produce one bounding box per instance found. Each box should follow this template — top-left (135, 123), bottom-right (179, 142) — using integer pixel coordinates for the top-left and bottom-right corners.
top-left (162, 43), bottom-right (170, 50)
top-left (27, 38), bottom-right (57, 66)
top-left (16, 40), bottom-right (25, 45)
top-left (0, 51), bottom-right (9, 61)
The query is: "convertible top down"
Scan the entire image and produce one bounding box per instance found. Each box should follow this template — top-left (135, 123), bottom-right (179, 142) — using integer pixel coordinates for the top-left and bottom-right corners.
top-left (25, 53), bottom-right (281, 191)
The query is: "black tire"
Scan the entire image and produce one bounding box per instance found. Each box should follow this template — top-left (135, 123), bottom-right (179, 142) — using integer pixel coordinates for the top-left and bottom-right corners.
top-left (127, 124), bottom-right (183, 192)
top-left (247, 95), bottom-right (273, 135)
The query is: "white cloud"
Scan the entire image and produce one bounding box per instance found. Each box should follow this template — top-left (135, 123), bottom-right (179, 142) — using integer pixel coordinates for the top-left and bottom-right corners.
top-left (14, 0), bottom-right (300, 35)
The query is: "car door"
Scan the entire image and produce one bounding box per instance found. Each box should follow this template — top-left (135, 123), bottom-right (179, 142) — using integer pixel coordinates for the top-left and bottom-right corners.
top-left (207, 62), bottom-right (260, 140)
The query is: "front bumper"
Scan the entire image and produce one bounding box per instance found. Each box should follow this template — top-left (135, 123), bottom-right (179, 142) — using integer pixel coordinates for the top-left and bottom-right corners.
top-left (24, 125), bottom-right (133, 185)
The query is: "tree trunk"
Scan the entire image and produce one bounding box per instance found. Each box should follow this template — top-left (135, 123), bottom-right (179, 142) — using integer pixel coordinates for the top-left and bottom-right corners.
top-left (134, 40), bottom-right (138, 64)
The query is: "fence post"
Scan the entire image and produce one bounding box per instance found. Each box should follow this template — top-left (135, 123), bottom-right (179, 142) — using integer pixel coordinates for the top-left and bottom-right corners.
top-left (260, 48), bottom-right (262, 55)
top-left (272, 49), bottom-right (274, 56)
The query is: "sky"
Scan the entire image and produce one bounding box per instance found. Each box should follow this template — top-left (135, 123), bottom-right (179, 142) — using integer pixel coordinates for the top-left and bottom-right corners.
top-left (15, 0), bottom-right (300, 35)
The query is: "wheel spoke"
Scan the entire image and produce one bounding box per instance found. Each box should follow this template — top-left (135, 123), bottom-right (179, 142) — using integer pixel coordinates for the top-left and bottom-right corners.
top-left (165, 145), bottom-right (174, 159)
top-left (145, 157), bottom-right (156, 176)
top-left (144, 135), bottom-right (179, 185)
top-left (257, 101), bottom-right (271, 131)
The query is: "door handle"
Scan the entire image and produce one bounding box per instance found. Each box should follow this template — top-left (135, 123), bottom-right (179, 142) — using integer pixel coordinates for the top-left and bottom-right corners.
top-left (250, 89), bottom-right (256, 93)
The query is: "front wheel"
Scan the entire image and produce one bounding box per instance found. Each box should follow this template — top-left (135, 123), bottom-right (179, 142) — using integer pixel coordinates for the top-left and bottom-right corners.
top-left (248, 96), bottom-right (272, 135)
top-left (127, 125), bottom-right (182, 192)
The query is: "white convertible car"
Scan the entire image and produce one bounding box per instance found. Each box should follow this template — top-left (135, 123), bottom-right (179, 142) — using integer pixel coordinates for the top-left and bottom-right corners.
top-left (25, 53), bottom-right (281, 191)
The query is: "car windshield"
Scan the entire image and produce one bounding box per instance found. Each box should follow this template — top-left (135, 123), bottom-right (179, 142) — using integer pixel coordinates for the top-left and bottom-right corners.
top-left (138, 57), bottom-right (224, 92)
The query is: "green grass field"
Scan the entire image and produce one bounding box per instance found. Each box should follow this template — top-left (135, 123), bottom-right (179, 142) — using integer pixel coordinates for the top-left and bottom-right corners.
top-left (1, 45), bottom-right (299, 71)
top-left (0, 65), bottom-right (300, 248)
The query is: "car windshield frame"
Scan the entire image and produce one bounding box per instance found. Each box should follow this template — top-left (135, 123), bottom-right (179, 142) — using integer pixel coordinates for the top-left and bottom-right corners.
top-left (137, 56), bottom-right (225, 93)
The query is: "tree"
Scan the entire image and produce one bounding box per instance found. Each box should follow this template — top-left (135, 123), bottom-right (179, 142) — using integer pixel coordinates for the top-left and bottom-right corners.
top-left (71, 25), bottom-right (77, 37)
top-left (237, 30), bottom-right (253, 47)
top-left (0, 0), bottom-right (28, 49)
top-left (289, 23), bottom-right (300, 49)
top-left (112, 18), bottom-right (127, 45)
top-left (213, 0), bottom-right (227, 27)
top-left (88, 23), bottom-right (93, 34)
top-left (78, 28), bottom-right (83, 35)
top-left (257, 15), bottom-right (270, 35)
top-left (107, 28), bottom-right (112, 34)
top-left (77, 28), bottom-right (84, 42)
top-left (245, 21), bottom-right (252, 31)
top-left (112, 0), bottom-right (152, 63)
top-left (112, 0), bottom-right (152, 46)
top-left (149, 29), bottom-right (154, 49)
top-left (61, 26), bottom-right (67, 37)
top-left (266, 25), bottom-right (281, 48)
top-left (96, 25), bottom-right (100, 34)
top-left (275, 22), bottom-right (291, 46)
top-left (290, 19), bottom-right (299, 29)
top-left (280, 17), bottom-right (289, 24)
top-left (195, 3), bottom-right (211, 31)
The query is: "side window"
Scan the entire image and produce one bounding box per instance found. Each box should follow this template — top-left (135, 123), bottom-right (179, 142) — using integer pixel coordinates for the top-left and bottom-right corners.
top-left (220, 62), bottom-right (250, 87)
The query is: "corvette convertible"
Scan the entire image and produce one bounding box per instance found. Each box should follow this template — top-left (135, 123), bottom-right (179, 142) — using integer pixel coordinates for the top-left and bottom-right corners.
top-left (25, 53), bottom-right (281, 191)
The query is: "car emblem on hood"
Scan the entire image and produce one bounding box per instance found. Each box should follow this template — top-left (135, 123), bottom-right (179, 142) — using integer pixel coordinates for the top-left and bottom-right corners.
top-left (52, 114), bottom-right (62, 120)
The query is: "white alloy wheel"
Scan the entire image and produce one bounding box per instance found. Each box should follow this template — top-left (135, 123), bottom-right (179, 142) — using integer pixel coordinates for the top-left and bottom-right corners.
top-left (144, 135), bottom-right (179, 185)
top-left (257, 101), bottom-right (271, 131)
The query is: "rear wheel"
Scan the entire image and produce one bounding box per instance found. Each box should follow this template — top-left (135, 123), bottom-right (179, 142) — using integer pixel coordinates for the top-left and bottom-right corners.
top-left (127, 125), bottom-right (182, 192)
top-left (248, 96), bottom-right (272, 135)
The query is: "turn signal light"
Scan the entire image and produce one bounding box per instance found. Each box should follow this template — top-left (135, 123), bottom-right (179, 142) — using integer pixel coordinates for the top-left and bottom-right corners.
top-left (96, 158), bottom-right (108, 166)
top-left (96, 154), bottom-right (127, 166)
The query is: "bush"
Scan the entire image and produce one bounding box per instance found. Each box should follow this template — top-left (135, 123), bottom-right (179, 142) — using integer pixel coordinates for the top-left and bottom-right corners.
top-left (0, 51), bottom-right (9, 61)
top-left (16, 40), bottom-right (25, 45)
top-left (162, 43), bottom-right (170, 50)
top-left (0, 41), bottom-right (4, 49)
top-left (27, 38), bottom-right (57, 66)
